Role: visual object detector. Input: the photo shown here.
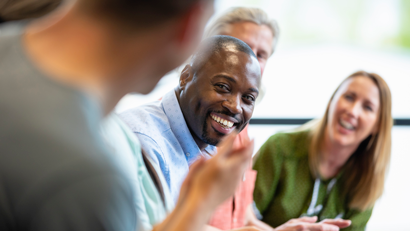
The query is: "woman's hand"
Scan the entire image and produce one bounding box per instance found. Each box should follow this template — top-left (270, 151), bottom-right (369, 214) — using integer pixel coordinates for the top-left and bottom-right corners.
top-left (230, 226), bottom-right (262, 231)
top-left (274, 217), bottom-right (351, 231)
top-left (244, 204), bottom-right (275, 231)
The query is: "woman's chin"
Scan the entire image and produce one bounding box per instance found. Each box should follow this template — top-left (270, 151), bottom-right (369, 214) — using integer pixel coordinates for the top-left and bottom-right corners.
top-left (331, 133), bottom-right (356, 148)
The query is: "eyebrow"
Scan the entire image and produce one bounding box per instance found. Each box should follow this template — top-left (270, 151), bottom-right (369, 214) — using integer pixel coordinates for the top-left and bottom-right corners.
top-left (365, 99), bottom-right (377, 107)
top-left (249, 87), bottom-right (259, 94)
top-left (347, 91), bottom-right (378, 107)
top-left (213, 75), bottom-right (259, 94)
top-left (213, 75), bottom-right (236, 83)
top-left (259, 50), bottom-right (268, 57)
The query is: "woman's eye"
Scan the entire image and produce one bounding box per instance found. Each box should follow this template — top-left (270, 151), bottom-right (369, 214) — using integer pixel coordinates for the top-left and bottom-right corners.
top-left (364, 105), bottom-right (373, 112)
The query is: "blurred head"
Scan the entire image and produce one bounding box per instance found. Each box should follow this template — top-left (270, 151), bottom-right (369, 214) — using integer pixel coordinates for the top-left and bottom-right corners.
top-left (74, 0), bottom-right (215, 94)
top-left (177, 35), bottom-right (261, 146)
top-left (204, 7), bottom-right (279, 75)
top-left (308, 71), bottom-right (392, 211)
top-left (326, 74), bottom-right (381, 148)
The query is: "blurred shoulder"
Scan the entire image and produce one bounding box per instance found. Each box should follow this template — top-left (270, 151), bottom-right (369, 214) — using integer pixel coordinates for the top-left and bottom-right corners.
top-left (119, 100), bottom-right (170, 135)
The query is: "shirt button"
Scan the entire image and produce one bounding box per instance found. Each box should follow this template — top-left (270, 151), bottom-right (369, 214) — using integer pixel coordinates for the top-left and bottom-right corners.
top-left (186, 153), bottom-right (190, 157)
top-left (233, 218), bottom-right (237, 223)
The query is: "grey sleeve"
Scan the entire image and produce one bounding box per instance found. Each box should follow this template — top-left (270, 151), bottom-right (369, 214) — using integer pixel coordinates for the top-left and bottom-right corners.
top-left (28, 173), bottom-right (137, 231)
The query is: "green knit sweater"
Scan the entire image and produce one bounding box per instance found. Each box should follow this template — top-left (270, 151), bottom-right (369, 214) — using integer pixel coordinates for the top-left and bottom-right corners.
top-left (253, 130), bottom-right (372, 231)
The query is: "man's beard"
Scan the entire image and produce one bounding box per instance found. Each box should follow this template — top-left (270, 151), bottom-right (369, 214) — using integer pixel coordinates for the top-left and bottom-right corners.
top-left (201, 115), bottom-right (223, 146)
top-left (200, 110), bottom-right (244, 146)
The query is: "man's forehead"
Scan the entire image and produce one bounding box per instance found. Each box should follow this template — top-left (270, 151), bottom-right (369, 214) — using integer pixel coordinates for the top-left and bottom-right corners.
top-left (207, 48), bottom-right (254, 68)
top-left (202, 51), bottom-right (261, 84)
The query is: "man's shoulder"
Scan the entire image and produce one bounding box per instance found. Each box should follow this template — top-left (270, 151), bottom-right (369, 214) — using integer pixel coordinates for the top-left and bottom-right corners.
top-left (0, 121), bottom-right (129, 186)
top-left (0, 33), bottom-right (20, 69)
top-left (0, 125), bottom-right (135, 223)
top-left (0, 136), bottom-right (136, 229)
top-left (120, 101), bottom-right (171, 135)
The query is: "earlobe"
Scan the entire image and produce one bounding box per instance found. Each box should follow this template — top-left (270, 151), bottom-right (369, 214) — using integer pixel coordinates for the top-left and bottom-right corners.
top-left (179, 65), bottom-right (193, 89)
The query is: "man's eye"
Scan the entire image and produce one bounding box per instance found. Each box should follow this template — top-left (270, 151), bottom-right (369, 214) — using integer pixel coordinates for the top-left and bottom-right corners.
top-left (243, 95), bottom-right (255, 102)
top-left (344, 95), bottom-right (353, 101)
top-left (216, 84), bottom-right (229, 91)
top-left (257, 54), bottom-right (266, 59)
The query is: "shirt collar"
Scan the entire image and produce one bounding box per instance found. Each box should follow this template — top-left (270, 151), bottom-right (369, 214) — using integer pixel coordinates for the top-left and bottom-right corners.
top-left (161, 91), bottom-right (216, 163)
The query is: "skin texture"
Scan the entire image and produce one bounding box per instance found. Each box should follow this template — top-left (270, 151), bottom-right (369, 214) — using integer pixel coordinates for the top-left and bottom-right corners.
top-left (176, 47), bottom-right (261, 150)
top-left (221, 22), bottom-right (274, 75)
top-left (320, 76), bottom-right (381, 179)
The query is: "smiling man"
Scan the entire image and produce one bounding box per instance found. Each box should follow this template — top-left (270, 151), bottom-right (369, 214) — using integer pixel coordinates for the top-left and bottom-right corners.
top-left (120, 35), bottom-right (261, 203)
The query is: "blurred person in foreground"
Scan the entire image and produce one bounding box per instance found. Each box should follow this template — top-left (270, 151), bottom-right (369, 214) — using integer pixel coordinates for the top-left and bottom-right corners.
top-left (253, 71), bottom-right (392, 231)
top-left (0, 0), bottom-right (258, 230)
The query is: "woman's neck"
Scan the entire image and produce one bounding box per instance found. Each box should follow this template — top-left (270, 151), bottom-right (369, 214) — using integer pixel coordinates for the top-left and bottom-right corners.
top-left (318, 133), bottom-right (358, 179)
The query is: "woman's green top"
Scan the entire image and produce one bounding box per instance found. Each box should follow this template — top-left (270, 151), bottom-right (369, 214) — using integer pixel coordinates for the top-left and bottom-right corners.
top-left (253, 130), bottom-right (372, 231)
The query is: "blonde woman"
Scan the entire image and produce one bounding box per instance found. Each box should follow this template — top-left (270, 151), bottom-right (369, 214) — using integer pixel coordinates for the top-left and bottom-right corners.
top-left (253, 71), bottom-right (392, 231)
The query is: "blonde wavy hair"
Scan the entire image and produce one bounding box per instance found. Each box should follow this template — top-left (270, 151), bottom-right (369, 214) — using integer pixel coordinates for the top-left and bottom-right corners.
top-left (306, 71), bottom-right (393, 211)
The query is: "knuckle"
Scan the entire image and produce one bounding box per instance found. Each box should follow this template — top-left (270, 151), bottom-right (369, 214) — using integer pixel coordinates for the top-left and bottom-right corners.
top-left (295, 224), bottom-right (306, 231)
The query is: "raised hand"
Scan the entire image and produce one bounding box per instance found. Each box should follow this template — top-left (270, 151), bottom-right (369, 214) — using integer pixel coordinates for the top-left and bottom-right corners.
top-left (187, 131), bottom-right (255, 209)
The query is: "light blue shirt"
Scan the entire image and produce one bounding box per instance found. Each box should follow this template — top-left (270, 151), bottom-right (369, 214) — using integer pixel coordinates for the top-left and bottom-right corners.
top-left (101, 114), bottom-right (174, 230)
top-left (120, 91), bottom-right (216, 202)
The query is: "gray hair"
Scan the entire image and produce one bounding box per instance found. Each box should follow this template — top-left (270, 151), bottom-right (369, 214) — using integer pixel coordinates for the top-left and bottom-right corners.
top-left (204, 7), bottom-right (279, 55)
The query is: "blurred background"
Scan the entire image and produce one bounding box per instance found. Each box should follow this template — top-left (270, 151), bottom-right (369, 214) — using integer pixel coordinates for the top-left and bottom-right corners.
top-left (2, 0), bottom-right (408, 230)
top-left (116, 0), bottom-right (410, 230)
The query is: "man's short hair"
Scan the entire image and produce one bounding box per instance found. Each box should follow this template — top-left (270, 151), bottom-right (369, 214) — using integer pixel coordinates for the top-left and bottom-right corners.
top-left (190, 35), bottom-right (257, 75)
top-left (78, 0), bottom-right (204, 29)
top-left (204, 7), bottom-right (279, 54)
top-left (0, 0), bottom-right (61, 21)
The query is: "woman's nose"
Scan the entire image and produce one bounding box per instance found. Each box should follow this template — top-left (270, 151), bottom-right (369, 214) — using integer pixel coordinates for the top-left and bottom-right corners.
top-left (347, 101), bottom-right (361, 118)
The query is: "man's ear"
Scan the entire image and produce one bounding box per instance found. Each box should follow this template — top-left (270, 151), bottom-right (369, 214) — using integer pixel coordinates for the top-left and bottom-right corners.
top-left (179, 64), bottom-right (193, 89)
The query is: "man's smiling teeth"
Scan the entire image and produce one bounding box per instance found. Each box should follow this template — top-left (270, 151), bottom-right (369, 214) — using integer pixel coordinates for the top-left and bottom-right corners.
top-left (340, 119), bottom-right (354, 130)
top-left (211, 114), bottom-right (234, 128)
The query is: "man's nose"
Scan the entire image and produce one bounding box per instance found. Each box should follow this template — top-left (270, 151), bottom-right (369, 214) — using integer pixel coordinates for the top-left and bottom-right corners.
top-left (222, 95), bottom-right (242, 115)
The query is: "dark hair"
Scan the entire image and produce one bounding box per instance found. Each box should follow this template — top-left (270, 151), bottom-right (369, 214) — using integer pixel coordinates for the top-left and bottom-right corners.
top-left (191, 35), bottom-right (257, 73)
top-left (79, 0), bottom-right (204, 29)
top-left (0, 0), bottom-right (61, 22)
